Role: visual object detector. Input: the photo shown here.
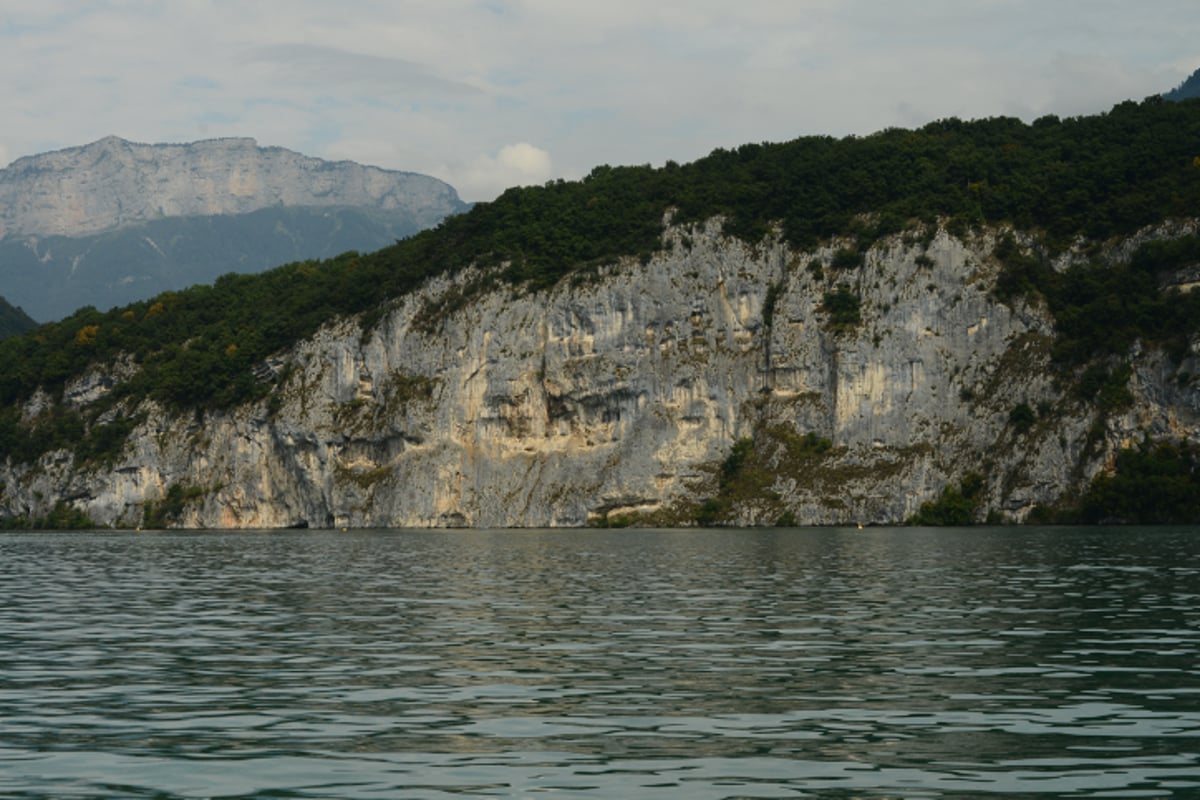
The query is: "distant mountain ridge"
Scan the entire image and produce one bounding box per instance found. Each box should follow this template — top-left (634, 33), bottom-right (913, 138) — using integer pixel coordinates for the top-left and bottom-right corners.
top-left (0, 137), bottom-right (469, 320)
top-left (0, 206), bottom-right (439, 322)
top-left (0, 136), bottom-right (464, 238)
top-left (0, 295), bottom-right (34, 339)
top-left (1164, 67), bottom-right (1200, 101)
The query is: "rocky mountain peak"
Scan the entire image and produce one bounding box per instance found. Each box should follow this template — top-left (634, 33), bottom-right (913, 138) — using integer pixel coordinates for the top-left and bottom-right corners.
top-left (0, 136), bottom-right (466, 239)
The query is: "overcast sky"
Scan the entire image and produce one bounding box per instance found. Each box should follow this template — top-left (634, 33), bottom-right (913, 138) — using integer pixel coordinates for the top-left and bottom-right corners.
top-left (1, 1), bottom-right (1197, 201)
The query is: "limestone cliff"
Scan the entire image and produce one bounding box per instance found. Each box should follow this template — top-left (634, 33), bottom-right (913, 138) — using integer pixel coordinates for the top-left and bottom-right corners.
top-left (4, 218), bottom-right (1199, 527)
top-left (0, 136), bottom-right (465, 239)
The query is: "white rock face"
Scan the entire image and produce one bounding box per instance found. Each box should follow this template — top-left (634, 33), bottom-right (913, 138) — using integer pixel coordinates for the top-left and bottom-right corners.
top-left (5, 220), bottom-right (1199, 527)
top-left (0, 136), bottom-right (464, 238)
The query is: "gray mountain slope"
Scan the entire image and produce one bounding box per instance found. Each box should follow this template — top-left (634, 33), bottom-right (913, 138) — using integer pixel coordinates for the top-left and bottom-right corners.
top-left (0, 137), bottom-right (469, 321)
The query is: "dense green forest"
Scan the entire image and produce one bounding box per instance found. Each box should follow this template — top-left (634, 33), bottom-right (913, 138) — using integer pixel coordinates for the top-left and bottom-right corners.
top-left (3, 96), bottom-right (1200, 484)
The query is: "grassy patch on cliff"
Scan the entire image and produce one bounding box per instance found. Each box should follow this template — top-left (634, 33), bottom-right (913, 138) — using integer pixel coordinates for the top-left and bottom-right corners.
top-left (692, 429), bottom-right (837, 526)
top-left (820, 285), bottom-right (863, 332)
top-left (73, 413), bottom-right (146, 468)
top-left (907, 473), bottom-right (987, 525)
top-left (142, 483), bottom-right (215, 529)
top-left (0, 405), bottom-right (144, 472)
top-left (334, 463), bottom-right (394, 491)
top-left (0, 502), bottom-right (101, 530)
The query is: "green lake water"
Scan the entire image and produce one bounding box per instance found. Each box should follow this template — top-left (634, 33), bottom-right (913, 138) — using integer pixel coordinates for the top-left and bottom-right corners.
top-left (1, 526), bottom-right (1197, 798)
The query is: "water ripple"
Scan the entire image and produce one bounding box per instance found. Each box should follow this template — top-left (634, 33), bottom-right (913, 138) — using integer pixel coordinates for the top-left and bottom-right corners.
top-left (2, 526), bottom-right (1199, 798)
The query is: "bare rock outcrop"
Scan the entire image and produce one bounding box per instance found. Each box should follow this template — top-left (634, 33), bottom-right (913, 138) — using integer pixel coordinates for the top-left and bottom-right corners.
top-left (0, 136), bottom-right (465, 239)
top-left (4, 220), bottom-right (1199, 527)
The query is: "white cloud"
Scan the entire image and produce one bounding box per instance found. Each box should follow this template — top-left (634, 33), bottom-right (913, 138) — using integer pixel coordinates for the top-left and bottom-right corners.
top-left (0, 142), bottom-right (9, 168)
top-left (442, 143), bottom-right (554, 202)
top-left (496, 143), bottom-right (553, 181)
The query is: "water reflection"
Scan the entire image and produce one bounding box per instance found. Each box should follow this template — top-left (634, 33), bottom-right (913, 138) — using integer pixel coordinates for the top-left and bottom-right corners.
top-left (1, 526), bottom-right (1198, 798)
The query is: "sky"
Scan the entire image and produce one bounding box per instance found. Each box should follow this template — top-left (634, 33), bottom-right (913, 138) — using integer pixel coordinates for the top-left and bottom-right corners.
top-left (1, 1), bottom-right (1197, 202)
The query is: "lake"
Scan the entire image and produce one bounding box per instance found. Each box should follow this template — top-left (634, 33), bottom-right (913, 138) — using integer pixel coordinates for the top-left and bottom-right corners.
top-left (1, 526), bottom-right (1198, 798)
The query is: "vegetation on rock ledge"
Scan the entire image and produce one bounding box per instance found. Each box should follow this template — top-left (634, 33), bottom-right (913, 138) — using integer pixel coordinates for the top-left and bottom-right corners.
top-left (0, 502), bottom-right (100, 530)
top-left (995, 232), bottom-right (1200, 368)
top-left (142, 483), bottom-right (213, 529)
top-left (907, 473), bottom-right (987, 526)
top-left (1030, 439), bottom-right (1200, 524)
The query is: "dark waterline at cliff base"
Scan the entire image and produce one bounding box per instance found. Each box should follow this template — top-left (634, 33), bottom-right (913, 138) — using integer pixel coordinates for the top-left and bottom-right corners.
top-left (2, 526), bottom-right (1198, 798)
